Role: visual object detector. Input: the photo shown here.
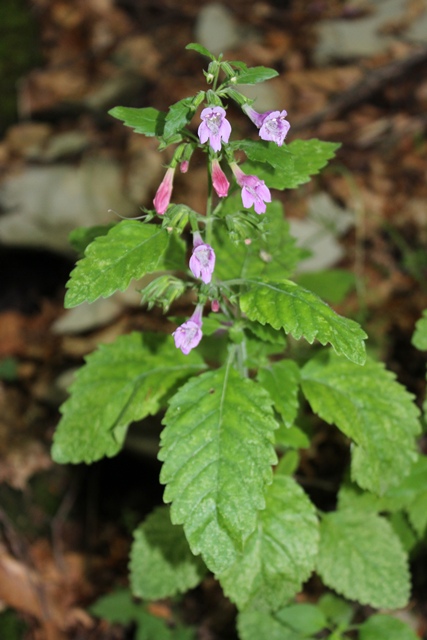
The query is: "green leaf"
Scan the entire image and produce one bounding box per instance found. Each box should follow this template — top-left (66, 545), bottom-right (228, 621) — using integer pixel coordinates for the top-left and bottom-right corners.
top-left (296, 270), bottom-right (355, 305)
top-left (218, 474), bottom-right (319, 611)
top-left (316, 510), bottom-right (410, 609)
top-left (130, 506), bottom-right (206, 599)
top-left (109, 106), bottom-right (166, 137)
top-left (90, 588), bottom-right (141, 624)
top-left (68, 223), bottom-right (116, 255)
top-left (412, 309), bottom-right (427, 350)
top-left (164, 97), bottom-right (196, 139)
top-left (52, 333), bottom-right (205, 464)
top-left (275, 603), bottom-right (327, 636)
top-left (301, 354), bottom-right (421, 494)
top-left (135, 613), bottom-right (173, 640)
top-left (359, 614), bottom-right (419, 640)
top-left (275, 425), bottom-right (310, 450)
top-left (407, 491), bottom-right (427, 538)
top-left (215, 198), bottom-right (303, 282)
top-left (317, 593), bottom-right (353, 628)
top-left (230, 140), bottom-right (293, 169)
top-left (65, 221), bottom-right (169, 307)
top-left (242, 139), bottom-right (340, 190)
top-left (237, 609), bottom-right (310, 640)
top-left (159, 363), bottom-right (278, 574)
top-left (388, 511), bottom-right (418, 553)
top-left (234, 66), bottom-right (279, 85)
top-left (185, 42), bottom-right (215, 60)
top-left (241, 280), bottom-right (367, 365)
top-left (258, 360), bottom-right (300, 428)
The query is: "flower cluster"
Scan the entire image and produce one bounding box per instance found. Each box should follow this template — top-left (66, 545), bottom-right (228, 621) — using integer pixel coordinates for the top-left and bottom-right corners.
top-left (149, 91), bottom-right (290, 354)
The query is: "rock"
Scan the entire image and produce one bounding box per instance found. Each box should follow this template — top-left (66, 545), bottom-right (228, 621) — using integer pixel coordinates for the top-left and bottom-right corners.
top-left (289, 192), bottom-right (354, 273)
top-left (314, 0), bottom-right (425, 64)
top-left (0, 158), bottom-right (135, 255)
top-left (194, 3), bottom-right (241, 56)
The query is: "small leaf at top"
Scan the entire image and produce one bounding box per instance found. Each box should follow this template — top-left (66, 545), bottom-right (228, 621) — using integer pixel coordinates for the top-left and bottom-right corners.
top-left (185, 42), bottom-right (215, 60)
top-left (241, 279), bottom-right (367, 365)
top-left (52, 333), bottom-right (205, 464)
top-left (164, 97), bottom-right (197, 140)
top-left (159, 364), bottom-right (278, 574)
top-left (109, 106), bottom-right (166, 136)
top-left (234, 66), bottom-right (279, 85)
top-left (316, 510), bottom-right (410, 609)
top-left (301, 353), bottom-right (421, 494)
top-left (65, 220), bottom-right (169, 307)
top-left (130, 506), bottom-right (206, 600)
top-left (218, 474), bottom-right (319, 611)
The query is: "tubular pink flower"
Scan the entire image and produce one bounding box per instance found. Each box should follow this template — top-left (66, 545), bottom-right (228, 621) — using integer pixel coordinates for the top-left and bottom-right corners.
top-left (153, 166), bottom-right (175, 215)
top-left (180, 160), bottom-right (189, 173)
top-left (189, 232), bottom-right (216, 284)
top-left (243, 105), bottom-right (290, 147)
top-left (230, 163), bottom-right (271, 214)
top-left (198, 106), bottom-right (231, 152)
top-left (211, 158), bottom-right (230, 198)
top-left (211, 299), bottom-right (220, 313)
top-left (172, 305), bottom-right (203, 355)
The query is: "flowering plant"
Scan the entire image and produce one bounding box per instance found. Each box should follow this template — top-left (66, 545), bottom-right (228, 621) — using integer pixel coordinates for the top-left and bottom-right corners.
top-left (52, 43), bottom-right (425, 639)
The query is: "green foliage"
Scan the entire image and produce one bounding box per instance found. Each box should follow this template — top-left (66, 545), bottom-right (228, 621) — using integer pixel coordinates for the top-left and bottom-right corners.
top-left (218, 473), bottom-right (319, 610)
top-left (90, 589), bottom-right (195, 640)
top-left (109, 106), bottom-right (167, 136)
top-left (130, 506), bottom-right (206, 599)
top-left (257, 360), bottom-right (300, 428)
top-left (237, 603), bottom-right (330, 640)
top-left (233, 65), bottom-right (279, 84)
top-left (164, 97), bottom-right (199, 139)
top-left (359, 614), bottom-right (419, 640)
top-left (65, 221), bottom-right (170, 307)
top-left (296, 269), bottom-right (355, 304)
top-left (159, 363), bottom-right (278, 574)
top-left (241, 280), bottom-right (367, 365)
top-left (316, 510), bottom-right (410, 609)
top-left (68, 223), bottom-right (117, 254)
top-left (412, 309), bottom-right (427, 350)
top-left (301, 354), bottom-right (421, 494)
top-left (52, 334), bottom-right (205, 464)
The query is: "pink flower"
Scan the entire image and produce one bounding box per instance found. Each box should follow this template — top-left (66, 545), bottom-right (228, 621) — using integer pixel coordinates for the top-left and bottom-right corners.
top-left (211, 158), bottom-right (229, 198)
top-left (153, 167), bottom-right (175, 215)
top-left (243, 105), bottom-right (290, 147)
top-left (198, 106), bottom-right (231, 152)
top-left (211, 299), bottom-right (220, 313)
top-left (172, 305), bottom-right (203, 355)
top-left (189, 233), bottom-right (216, 284)
top-left (230, 163), bottom-right (271, 214)
top-left (180, 160), bottom-right (189, 173)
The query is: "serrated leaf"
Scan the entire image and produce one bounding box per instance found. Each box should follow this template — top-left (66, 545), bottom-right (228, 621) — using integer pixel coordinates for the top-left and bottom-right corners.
top-left (296, 270), bottom-right (355, 305)
top-left (109, 106), bottom-right (166, 136)
top-left (130, 506), bottom-right (206, 599)
top-left (218, 474), bottom-right (318, 611)
top-left (301, 354), bottom-right (420, 494)
top-left (316, 510), bottom-right (410, 609)
top-left (234, 66), bottom-right (279, 84)
top-left (69, 223), bottom-right (116, 255)
top-left (65, 221), bottom-right (169, 307)
top-left (412, 309), bottom-right (427, 350)
top-left (359, 614), bottom-right (419, 640)
top-left (237, 609), bottom-right (310, 640)
top-left (185, 42), bottom-right (215, 60)
top-left (164, 97), bottom-right (196, 139)
top-left (258, 360), bottom-right (300, 428)
top-left (241, 279), bottom-right (367, 365)
top-left (242, 139), bottom-right (340, 190)
top-left (159, 364), bottom-right (278, 574)
top-left (52, 334), bottom-right (205, 464)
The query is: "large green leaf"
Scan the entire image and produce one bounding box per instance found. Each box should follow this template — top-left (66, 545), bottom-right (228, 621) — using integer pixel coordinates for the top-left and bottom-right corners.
top-left (130, 506), bottom-right (206, 599)
top-left (316, 510), bottom-right (410, 609)
top-left (108, 106), bottom-right (166, 136)
top-left (159, 364), bottom-right (278, 574)
top-left (242, 139), bottom-right (340, 190)
top-left (52, 334), bottom-right (205, 464)
top-left (301, 354), bottom-right (420, 493)
top-left (258, 360), bottom-right (300, 428)
top-left (218, 474), bottom-right (318, 611)
top-left (241, 280), bottom-right (367, 365)
top-left (359, 614), bottom-right (419, 640)
top-left (65, 221), bottom-right (169, 307)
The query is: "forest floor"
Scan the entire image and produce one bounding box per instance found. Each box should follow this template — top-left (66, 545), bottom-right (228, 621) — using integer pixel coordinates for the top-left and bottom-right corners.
top-left (0, 0), bottom-right (427, 638)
